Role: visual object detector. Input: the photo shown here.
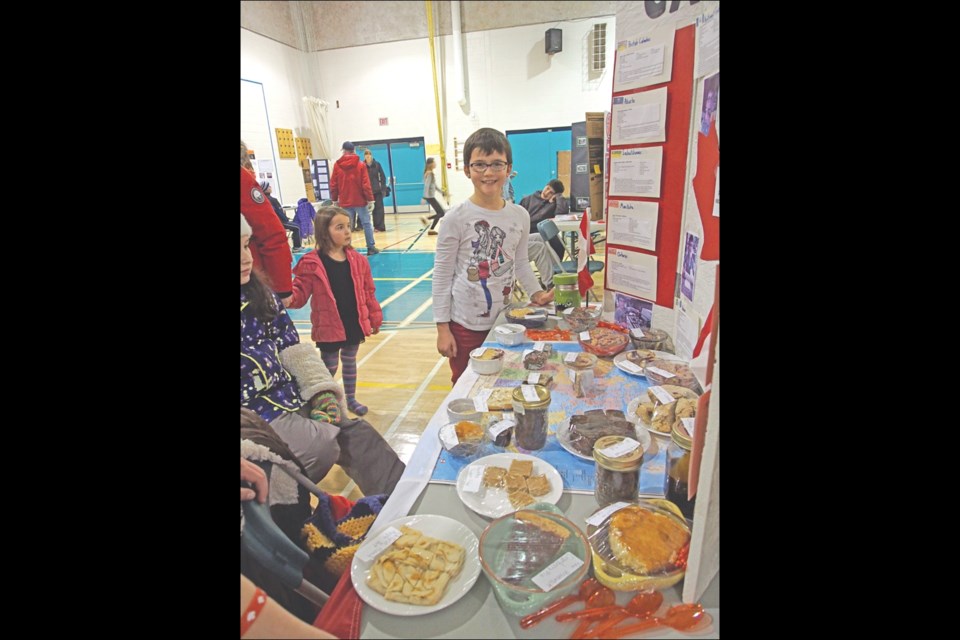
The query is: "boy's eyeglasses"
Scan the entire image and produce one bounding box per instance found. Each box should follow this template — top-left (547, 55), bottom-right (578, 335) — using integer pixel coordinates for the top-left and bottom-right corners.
top-left (469, 161), bottom-right (509, 173)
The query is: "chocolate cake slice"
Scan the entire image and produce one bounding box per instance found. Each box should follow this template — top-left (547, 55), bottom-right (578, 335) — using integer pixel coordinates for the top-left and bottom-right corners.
top-left (567, 410), bottom-right (636, 456)
top-left (495, 513), bottom-right (568, 586)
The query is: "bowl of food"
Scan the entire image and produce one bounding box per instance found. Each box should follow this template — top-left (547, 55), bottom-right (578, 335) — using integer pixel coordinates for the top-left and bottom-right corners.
top-left (438, 420), bottom-right (487, 458)
top-left (478, 509), bottom-right (591, 616)
top-left (629, 327), bottom-right (674, 353)
top-left (627, 385), bottom-right (701, 435)
top-left (642, 359), bottom-right (703, 394)
top-left (505, 307), bottom-right (548, 328)
top-left (579, 326), bottom-right (630, 357)
top-left (493, 323), bottom-right (528, 346)
top-left (447, 398), bottom-right (482, 423)
top-left (469, 347), bottom-right (505, 375)
top-left (562, 305), bottom-right (602, 332)
top-left (586, 500), bottom-right (690, 592)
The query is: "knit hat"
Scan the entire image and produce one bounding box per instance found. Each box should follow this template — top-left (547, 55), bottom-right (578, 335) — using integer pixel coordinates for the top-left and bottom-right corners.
top-left (241, 213), bottom-right (252, 236)
top-left (259, 180), bottom-right (270, 192)
top-left (341, 141), bottom-right (355, 152)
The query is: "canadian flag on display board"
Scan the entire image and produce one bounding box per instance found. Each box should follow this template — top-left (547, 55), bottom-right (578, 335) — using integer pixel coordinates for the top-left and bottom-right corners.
top-left (577, 213), bottom-right (594, 297)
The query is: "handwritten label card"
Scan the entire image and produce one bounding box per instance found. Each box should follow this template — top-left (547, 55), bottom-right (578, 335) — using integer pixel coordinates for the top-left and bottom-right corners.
top-left (474, 388), bottom-right (492, 412)
top-left (521, 384), bottom-right (540, 402)
top-left (619, 360), bottom-right (644, 374)
top-left (532, 552), bottom-right (585, 592)
top-left (355, 526), bottom-right (403, 562)
top-left (489, 418), bottom-right (515, 437)
top-left (597, 437), bottom-right (641, 458)
top-left (648, 385), bottom-right (677, 405)
top-left (586, 502), bottom-right (632, 526)
top-left (565, 352), bottom-right (579, 363)
top-left (439, 424), bottom-right (460, 449)
top-left (462, 465), bottom-right (484, 493)
top-left (646, 366), bottom-right (676, 379)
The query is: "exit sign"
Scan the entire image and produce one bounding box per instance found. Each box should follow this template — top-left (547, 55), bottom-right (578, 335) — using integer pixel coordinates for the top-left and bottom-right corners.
top-left (379, 117), bottom-right (389, 126)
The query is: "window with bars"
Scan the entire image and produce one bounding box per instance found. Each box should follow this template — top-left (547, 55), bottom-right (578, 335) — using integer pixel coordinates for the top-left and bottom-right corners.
top-left (592, 23), bottom-right (606, 71)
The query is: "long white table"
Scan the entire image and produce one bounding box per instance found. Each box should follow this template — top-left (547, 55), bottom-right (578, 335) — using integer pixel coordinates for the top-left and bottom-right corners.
top-left (359, 324), bottom-right (719, 638)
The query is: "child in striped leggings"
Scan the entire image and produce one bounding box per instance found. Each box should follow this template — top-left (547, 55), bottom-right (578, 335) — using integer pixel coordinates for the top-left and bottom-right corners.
top-left (287, 206), bottom-right (383, 416)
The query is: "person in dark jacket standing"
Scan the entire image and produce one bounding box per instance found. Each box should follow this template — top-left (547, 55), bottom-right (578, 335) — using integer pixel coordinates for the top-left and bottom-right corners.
top-left (362, 149), bottom-right (389, 232)
top-left (331, 141), bottom-right (379, 256)
top-left (261, 181), bottom-right (302, 250)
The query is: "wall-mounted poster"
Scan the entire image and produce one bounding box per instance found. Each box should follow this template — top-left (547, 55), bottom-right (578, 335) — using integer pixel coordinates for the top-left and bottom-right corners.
top-left (699, 72), bottom-right (719, 136)
top-left (611, 87), bottom-right (668, 146)
top-left (606, 247), bottom-right (658, 301)
top-left (681, 231), bottom-right (700, 302)
top-left (608, 200), bottom-right (659, 251)
top-left (609, 147), bottom-right (664, 198)
top-left (613, 293), bottom-right (653, 330)
top-left (613, 30), bottom-right (675, 91)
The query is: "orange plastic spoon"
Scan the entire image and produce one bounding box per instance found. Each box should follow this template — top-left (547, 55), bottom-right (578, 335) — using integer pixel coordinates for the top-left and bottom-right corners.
top-left (605, 603), bottom-right (710, 638)
top-left (519, 578), bottom-right (602, 629)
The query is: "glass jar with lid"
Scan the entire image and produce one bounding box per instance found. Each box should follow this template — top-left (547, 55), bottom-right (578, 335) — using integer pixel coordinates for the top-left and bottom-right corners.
top-left (592, 434), bottom-right (644, 507)
top-left (666, 421), bottom-right (696, 519)
top-left (511, 384), bottom-right (551, 450)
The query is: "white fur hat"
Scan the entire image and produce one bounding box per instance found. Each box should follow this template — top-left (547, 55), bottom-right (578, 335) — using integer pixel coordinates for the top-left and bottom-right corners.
top-left (241, 213), bottom-right (252, 236)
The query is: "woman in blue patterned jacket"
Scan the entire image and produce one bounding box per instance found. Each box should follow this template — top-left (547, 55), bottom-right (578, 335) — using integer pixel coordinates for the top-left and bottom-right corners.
top-left (241, 213), bottom-right (404, 495)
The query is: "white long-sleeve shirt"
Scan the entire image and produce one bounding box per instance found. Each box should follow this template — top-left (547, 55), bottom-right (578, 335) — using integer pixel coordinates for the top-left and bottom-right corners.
top-left (432, 199), bottom-right (544, 331)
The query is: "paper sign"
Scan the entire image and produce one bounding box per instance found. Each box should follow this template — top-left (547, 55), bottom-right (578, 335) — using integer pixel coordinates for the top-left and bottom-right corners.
top-left (521, 385), bottom-right (540, 402)
top-left (565, 352), bottom-right (579, 363)
top-left (528, 372), bottom-right (542, 384)
top-left (512, 402), bottom-right (525, 415)
top-left (462, 465), bottom-right (484, 493)
top-left (489, 419), bottom-right (515, 437)
top-left (648, 385), bottom-right (677, 405)
top-left (534, 342), bottom-right (546, 351)
top-left (356, 526), bottom-right (403, 561)
top-left (532, 552), bottom-right (585, 592)
top-left (646, 366), bottom-right (676, 379)
top-left (631, 328), bottom-right (645, 338)
top-left (579, 331), bottom-right (592, 341)
top-left (586, 502), bottom-right (632, 526)
top-left (598, 437), bottom-right (641, 458)
top-left (474, 388), bottom-right (492, 412)
top-left (680, 417), bottom-right (695, 436)
top-left (439, 424), bottom-right (460, 449)
top-left (619, 360), bottom-right (644, 374)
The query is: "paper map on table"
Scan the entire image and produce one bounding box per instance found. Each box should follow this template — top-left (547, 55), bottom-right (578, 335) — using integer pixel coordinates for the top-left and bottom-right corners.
top-left (431, 342), bottom-right (667, 495)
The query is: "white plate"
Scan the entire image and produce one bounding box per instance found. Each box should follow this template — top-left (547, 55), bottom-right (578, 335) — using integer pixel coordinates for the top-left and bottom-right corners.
top-left (555, 416), bottom-right (652, 460)
top-left (455, 453), bottom-right (563, 519)
top-left (625, 397), bottom-right (672, 437)
top-left (612, 350), bottom-right (681, 377)
top-left (351, 514), bottom-right (481, 617)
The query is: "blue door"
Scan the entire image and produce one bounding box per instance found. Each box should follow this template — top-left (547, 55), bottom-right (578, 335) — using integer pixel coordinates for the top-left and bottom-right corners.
top-left (354, 138), bottom-right (427, 214)
top-left (507, 128), bottom-right (571, 203)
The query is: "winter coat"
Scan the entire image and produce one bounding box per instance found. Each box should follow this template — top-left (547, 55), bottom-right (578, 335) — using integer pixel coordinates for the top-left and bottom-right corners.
top-left (294, 198), bottom-right (315, 239)
top-left (330, 153), bottom-right (373, 207)
top-left (364, 158), bottom-right (387, 196)
top-left (287, 248), bottom-right (382, 343)
top-left (240, 167), bottom-right (293, 295)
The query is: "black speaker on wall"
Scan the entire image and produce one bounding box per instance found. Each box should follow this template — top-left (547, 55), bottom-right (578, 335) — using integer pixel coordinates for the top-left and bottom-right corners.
top-left (546, 28), bottom-right (562, 54)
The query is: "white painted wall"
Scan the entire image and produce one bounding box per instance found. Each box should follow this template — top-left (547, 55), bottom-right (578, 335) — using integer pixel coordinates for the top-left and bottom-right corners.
top-left (311, 18), bottom-right (616, 202)
top-left (240, 29), bottom-right (316, 207)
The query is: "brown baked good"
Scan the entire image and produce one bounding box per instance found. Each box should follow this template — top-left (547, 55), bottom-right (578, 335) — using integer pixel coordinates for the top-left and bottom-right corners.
top-left (508, 459), bottom-right (534, 477)
top-left (504, 472), bottom-right (527, 492)
top-left (525, 474), bottom-right (552, 497)
top-left (482, 466), bottom-right (508, 488)
top-left (455, 420), bottom-right (484, 442)
top-left (508, 490), bottom-right (536, 508)
top-left (608, 505), bottom-right (690, 574)
top-left (486, 387), bottom-right (516, 411)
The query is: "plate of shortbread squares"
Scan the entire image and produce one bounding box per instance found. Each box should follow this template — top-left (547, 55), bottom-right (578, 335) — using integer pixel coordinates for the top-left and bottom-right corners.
top-left (455, 453), bottom-right (563, 519)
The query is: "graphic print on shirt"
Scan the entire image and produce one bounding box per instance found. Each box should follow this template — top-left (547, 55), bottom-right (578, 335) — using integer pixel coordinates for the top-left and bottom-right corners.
top-left (469, 220), bottom-right (516, 318)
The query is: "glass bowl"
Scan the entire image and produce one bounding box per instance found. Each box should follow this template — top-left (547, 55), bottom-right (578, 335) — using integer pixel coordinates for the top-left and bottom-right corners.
top-left (630, 327), bottom-right (674, 353)
top-left (579, 326), bottom-right (630, 357)
top-left (438, 420), bottom-right (488, 458)
top-left (586, 499), bottom-right (690, 592)
top-left (562, 305), bottom-right (602, 332)
top-left (478, 508), bottom-right (591, 616)
top-left (642, 359), bottom-right (703, 394)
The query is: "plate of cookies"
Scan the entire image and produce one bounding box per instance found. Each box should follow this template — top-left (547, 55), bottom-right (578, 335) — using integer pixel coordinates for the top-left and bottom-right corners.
top-left (612, 350), bottom-right (680, 377)
top-left (456, 453), bottom-right (563, 519)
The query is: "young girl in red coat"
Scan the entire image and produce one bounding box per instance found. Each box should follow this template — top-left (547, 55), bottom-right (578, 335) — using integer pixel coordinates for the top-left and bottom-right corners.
top-left (287, 206), bottom-right (382, 416)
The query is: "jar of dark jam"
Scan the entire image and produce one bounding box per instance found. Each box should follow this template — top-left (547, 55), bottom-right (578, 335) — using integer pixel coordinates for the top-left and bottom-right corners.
top-left (592, 435), bottom-right (643, 507)
top-left (666, 421), bottom-right (695, 519)
top-left (511, 385), bottom-right (551, 451)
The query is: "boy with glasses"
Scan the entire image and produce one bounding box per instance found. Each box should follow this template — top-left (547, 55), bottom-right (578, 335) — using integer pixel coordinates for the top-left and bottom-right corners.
top-left (431, 128), bottom-right (554, 383)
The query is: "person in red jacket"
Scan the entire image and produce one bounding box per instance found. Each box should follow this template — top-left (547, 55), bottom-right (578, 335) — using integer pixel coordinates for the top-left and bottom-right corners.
top-left (330, 141), bottom-right (379, 256)
top-left (286, 206), bottom-right (382, 416)
top-left (241, 140), bottom-right (293, 298)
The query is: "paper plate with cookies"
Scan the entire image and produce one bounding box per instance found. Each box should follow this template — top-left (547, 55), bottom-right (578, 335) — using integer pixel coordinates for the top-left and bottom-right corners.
top-left (456, 452), bottom-right (563, 519)
top-left (351, 514), bottom-right (482, 616)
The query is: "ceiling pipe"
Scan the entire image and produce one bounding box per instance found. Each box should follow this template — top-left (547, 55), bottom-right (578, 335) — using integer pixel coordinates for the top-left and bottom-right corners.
top-left (451, 0), bottom-right (468, 111)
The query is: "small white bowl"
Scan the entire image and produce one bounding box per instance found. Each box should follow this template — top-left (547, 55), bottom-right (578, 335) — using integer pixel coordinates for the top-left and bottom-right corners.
top-left (493, 323), bottom-right (527, 346)
top-left (469, 347), bottom-right (504, 375)
top-left (447, 398), bottom-right (482, 423)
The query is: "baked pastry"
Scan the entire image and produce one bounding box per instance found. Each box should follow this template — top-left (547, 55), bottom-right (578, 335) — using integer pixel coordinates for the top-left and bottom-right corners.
top-left (482, 466), bottom-right (508, 488)
top-left (525, 474), bottom-right (552, 497)
top-left (497, 512), bottom-right (568, 585)
top-left (625, 349), bottom-right (657, 366)
top-left (608, 505), bottom-right (690, 574)
top-left (643, 360), bottom-right (702, 393)
top-left (566, 410), bottom-right (636, 456)
top-left (504, 472), bottom-right (527, 492)
top-left (525, 372), bottom-right (553, 387)
top-left (523, 346), bottom-right (552, 370)
top-left (508, 490), bottom-right (536, 508)
top-left (486, 387), bottom-right (516, 412)
top-left (646, 385), bottom-right (699, 405)
top-left (508, 459), bottom-right (534, 477)
top-left (474, 348), bottom-right (504, 361)
top-left (635, 403), bottom-right (655, 425)
top-left (455, 421), bottom-right (484, 442)
top-left (367, 525), bottom-right (465, 605)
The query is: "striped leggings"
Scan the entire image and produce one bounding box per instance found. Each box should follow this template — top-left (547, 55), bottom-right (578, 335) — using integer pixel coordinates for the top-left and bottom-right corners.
top-left (319, 343), bottom-right (367, 415)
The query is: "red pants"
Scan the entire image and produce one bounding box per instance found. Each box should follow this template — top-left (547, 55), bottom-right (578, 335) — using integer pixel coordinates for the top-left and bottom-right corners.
top-left (448, 321), bottom-right (488, 384)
